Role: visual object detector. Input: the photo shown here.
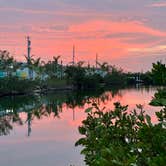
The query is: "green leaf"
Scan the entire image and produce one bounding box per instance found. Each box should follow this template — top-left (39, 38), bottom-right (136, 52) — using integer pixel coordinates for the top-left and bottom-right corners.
top-left (75, 138), bottom-right (86, 146)
top-left (78, 126), bottom-right (86, 135)
top-left (146, 114), bottom-right (152, 127)
top-left (81, 148), bottom-right (90, 155)
top-left (85, 107), bottom-right (93, 113)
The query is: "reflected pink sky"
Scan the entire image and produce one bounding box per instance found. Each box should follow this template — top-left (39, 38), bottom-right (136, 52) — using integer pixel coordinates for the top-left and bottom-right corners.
top-left (0, 87), bottom-right (161, 166)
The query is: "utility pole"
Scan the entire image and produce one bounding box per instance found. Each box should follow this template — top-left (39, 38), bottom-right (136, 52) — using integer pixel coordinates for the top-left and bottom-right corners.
top-left (60, 60), bottom-right (63, 80)
top-left (27, 112), bottom-right (32, 137)
top-left (72, 45), bottom-right (75, 66)
top-left (96, 53), bottom-right (98, 69)
top-left (27, 36), bottom-right (31, 64)
top-left (26, 36), bottom-right (33, 79)
top-left (72, 108), bottom-right (75, 121)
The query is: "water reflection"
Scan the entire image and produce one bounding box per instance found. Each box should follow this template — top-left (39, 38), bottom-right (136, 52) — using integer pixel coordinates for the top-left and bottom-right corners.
top-left (0, 86), bottom-right (162, 166)
top-left (0, 86), bottom-right (160, 137)
top-left (0, 90), bottom-right (106, 136)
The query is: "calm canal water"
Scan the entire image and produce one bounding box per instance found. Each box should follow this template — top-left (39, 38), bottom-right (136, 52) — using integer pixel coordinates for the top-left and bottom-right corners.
top-left (0, 86), bottom-right (162, 166)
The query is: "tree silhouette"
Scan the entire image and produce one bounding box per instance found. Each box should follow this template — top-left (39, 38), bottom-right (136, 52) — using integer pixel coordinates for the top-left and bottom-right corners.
top-left (151, 61), bottom-right (166, 85)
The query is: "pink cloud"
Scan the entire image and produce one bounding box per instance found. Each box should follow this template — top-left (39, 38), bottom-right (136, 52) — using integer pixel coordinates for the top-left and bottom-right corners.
top-left (150, 2), bottom-right (166, 7)
top-left (1, 18), bottom-right (166, 72)
top-left (69, 20), bottom-right (166, 37)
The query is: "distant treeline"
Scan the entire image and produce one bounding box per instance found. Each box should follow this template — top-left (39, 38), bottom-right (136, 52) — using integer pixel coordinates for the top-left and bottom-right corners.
top-left (0, 50), bottom-right (166, 95)
top-left (64, 60), bottom-right (166, 90)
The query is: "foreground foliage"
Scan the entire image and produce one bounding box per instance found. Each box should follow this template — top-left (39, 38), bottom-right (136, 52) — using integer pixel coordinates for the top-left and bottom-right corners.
top-left (150, 88), bottom-right (166, 107)
top-left (76, 102), bottom-right (166, 166)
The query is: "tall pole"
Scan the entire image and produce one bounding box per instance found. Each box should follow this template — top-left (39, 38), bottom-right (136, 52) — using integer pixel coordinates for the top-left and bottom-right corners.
top-left (27, 36), bottom-right (31, 63)
top-left (73, 108), bottom-right (75, 121)
top-left (27, 112), bottom-right (32, 137)
top-left (96, 53), bottom-right (98, 69)
top-left (27, 36), bottom-right (33, 79)
top-left (72, 45), bottom-right (75, 65)
top-left (60, 60), bottom-right (63, 80)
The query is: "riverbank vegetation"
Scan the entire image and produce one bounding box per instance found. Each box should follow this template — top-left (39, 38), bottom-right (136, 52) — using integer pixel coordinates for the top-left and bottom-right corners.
top-left (0, 77), bottom-right (40, 96)
top-left (76, 90), bottom-right (166, 165)
top-left (1, 50), bottom-right (166, 96)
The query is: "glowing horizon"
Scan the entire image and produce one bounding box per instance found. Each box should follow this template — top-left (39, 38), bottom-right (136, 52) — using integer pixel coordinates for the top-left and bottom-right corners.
top-left (0, 0), bottom-right (166, 72)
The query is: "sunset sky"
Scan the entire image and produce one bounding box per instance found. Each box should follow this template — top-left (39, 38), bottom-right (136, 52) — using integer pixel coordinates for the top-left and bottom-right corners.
top-left (0, 0), bottom-right (166, 72)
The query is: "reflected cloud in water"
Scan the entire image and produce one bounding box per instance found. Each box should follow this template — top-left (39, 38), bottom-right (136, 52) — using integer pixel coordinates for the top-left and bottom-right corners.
top-left (0, 86), bottom-right (162, 166)
top-left (0, 86), bottom-right (160, 137)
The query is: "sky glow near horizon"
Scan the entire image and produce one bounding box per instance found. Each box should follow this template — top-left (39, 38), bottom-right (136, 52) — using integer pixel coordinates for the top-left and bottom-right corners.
top-left (0, 0), bottom-right (166, 72)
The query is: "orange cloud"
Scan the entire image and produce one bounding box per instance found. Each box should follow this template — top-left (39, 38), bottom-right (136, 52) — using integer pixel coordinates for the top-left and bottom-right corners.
top-left (1, 18), bottom-right (166, 71)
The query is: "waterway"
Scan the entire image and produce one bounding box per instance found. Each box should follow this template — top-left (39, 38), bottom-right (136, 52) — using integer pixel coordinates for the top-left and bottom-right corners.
top-left (0, 86), bottom-right (162, 166)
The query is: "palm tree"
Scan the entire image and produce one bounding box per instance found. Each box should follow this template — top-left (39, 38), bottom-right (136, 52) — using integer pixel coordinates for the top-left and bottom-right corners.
top-left (53, 55), bottom-right (60, 64)
top-left (97, 62), bottom-right (109, 72)
top-left (24, 54), bottom-right (42, 79)
top-left (77, 61), bottom-right (85, 67)
top-left (53, 55), bottom-right (61, 76)
top-left (44, 55), bottom-right (61, 78)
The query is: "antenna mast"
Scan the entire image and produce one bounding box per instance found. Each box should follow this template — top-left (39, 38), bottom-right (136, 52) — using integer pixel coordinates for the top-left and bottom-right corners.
top-left (27, 36), bottom-right (31, 63)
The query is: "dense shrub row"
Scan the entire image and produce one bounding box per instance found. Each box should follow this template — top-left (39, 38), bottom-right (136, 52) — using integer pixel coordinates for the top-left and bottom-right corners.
top-left (0, 77), bottom-right (39, 95)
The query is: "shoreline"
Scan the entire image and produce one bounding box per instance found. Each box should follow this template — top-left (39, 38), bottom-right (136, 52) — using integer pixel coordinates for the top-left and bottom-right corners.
top-left (0, 85), bottom-right (74, 98)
